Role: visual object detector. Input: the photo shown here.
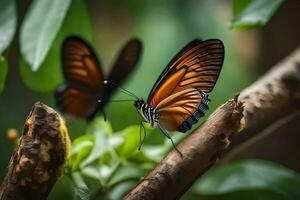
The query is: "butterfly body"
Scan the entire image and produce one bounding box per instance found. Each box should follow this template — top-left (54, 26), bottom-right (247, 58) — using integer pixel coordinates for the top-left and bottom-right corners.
top-left (134, 99), bottom-right (159, 128)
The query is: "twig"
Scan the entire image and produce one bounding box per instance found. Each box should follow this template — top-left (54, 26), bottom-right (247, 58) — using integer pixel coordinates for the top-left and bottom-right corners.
top-left (0, 102), bottom-right (70, 200)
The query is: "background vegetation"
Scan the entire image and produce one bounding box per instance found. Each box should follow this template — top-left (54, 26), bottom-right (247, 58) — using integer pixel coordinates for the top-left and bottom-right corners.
top-left (0, 0), bottom-right (299, 199)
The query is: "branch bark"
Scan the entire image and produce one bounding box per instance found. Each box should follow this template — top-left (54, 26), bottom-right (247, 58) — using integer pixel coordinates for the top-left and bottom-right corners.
top-left (224, 46), bottom-right (300, 161)
top-left (0, 102), bottom-right (70, 200)
top-left (123, 47), bottom-right (300, 200)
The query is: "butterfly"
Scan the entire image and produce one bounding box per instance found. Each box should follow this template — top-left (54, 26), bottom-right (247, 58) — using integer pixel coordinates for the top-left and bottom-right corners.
top-left (132, 39), bottom-right (224, 151)
top-left (55, 36), bottom-right (142, 121)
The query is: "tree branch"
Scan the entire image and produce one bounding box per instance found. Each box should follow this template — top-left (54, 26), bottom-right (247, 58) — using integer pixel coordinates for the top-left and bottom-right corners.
top-left (123, 97), bottom-right (244, 200)
top-left (225, 46), bottom-right (300, 159)
top-left (123, 47), bottom-right (300, 200)
top-left (0, 102), bottom-right (70, 200)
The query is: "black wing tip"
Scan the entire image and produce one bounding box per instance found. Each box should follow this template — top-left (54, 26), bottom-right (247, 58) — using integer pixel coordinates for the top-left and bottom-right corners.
top-left (203, 38), bottom-right (225, 48)
top-left (125, 37), bottom-right (143, 51)
top-left (203, 38), bottom-right (225, 92)
top-left (62, 35), bottom-right (92, 50)
top-left (127, 37), bottom-right (142, 44)
top-left (189, 38), bottom-right (224, 45)
top-left (64, 35), bottom-right (87, 43)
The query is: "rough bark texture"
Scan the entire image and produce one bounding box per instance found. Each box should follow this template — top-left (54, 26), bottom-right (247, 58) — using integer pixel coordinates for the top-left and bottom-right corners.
top-left (225, 46), bottom-right (300, 159)
top-left (123, 97), bottom-right (244, 200)
top-left (123, 47), bottom-right (300, 200)
top-left (0, 102), bottom-right (70, 200)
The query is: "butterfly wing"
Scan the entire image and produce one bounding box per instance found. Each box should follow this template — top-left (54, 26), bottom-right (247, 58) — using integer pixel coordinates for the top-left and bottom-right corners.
top-left (156, 88), bottom-right (208, 132)
top-left (148, 39), bottom-right (224, 107)
top-left (55, 85), bottom-right (101, 119)
top-left (103, 38), bottom-right (142, 99)
top-left (107, 38), bottom-right (142, 84)
top-left (55, 36), bottom-right (105, 120)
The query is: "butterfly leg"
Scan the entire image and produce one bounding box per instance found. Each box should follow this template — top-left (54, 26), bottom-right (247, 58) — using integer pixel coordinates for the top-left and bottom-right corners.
top-left (102, 109), bottom-right (107, 121)
top-left (158, 123), bottom-right (183, 157)
top-left (138, 121), bottom-right (147, 150)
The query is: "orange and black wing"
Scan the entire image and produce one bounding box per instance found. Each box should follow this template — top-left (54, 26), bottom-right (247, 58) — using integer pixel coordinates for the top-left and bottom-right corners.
top-left (147, 39), bottom-right (224, 107)
top-left (55, 36), bottom-right (104, 120)
top-left (107, 38), bottom-right (142, 85)
top-left (155, 88), bottom-right (208, 132)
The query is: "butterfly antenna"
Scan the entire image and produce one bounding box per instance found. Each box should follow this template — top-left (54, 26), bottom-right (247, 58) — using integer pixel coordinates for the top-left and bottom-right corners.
top-left (108, 99), bottom-right (135, 102)
top-left (104, 80), bottom-right (139, 99)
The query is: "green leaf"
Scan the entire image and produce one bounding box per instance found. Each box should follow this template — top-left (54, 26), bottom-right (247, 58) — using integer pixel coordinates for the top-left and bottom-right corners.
top-left (20, 0), bottom-right (92, 92)
top-left (108, 166), bottom-right (146, 187)
top-left (48, 176), bottom-right (74, 199)
top-left (231, 0), bottom-right (285, 29)
top-left (108, 181), bottom-right (136, 200)
top-left (68, 135), bottom-right (95, 171)
top-left (233, 0), bottom-right (251, 16)
top-left (115, 125), bottom-right (142, 159)
top-left (0, 56), bottom-right (8, 94)
top-left (86, 117), bottom-right (113, 136)
top-left (113, 125), bottom-right (152, 159)
top-left (0, 0), bottom-right (17, 54)
top-left (20, 0), bottom-right (71, 71)
top-left (194, 159), bottom-right (300, 199)
top-left (73, 185), bottom-right (90, 200)
top-left (126, 150), bottom-right (157, 165)
top-left (81, 118), bottom-right (113, 167)
top-left (223, 190), bottom-right (288, 200)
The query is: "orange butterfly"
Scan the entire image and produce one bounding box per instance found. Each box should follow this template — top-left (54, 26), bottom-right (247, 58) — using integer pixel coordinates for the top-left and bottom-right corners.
top-left (132, 39), bottom-right (224, 150)
top-left (55, 36), bottom-right (142, 121)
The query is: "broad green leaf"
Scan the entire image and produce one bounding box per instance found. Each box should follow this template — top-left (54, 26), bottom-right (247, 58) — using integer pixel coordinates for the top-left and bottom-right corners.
top-left (86, 117), bottom-right (113, 136)
top-left (114, 125), bottom-right (153, 159)
top-left (20, 0), bottom-right (71, 71)
top-left (73, 185), bottom-right (90, 200)
top-left (20, 0), bottom-right (92, 92)
top-left (81, 119), bottom-right (113, 167)
top-left (68, 135), bottom-right (95, 171)
top-left (0, 0), bottom-right (16, 54)
top-left (223, 190), bottom-right (288, 200)
top-left (194, 159), bottom-right (300, 199)
top-left (231, 0), bottom-right (285, 29)
top-left (48, 176), bottom-right (74, 199)
top-left (233, 0), bottom-right (251, 16)
top-left (81, 165), bottom-right (101, 180)
top-left (79, 168), bottom-right (102, 194)
top-left (108, 181), bottom-right (135, 200)
top-left (107, 166), bottom-right (146, 187)
top-left (0, 56), bottom-right (8, 93)
top-left (126, 150), bottom-right (157, 165)
top-left (118, 125), bottom-right (141, 159)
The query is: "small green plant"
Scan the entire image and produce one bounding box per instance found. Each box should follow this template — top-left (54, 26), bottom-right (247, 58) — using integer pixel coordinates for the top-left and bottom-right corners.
top-left (65, 117), bottom-right (170, 199)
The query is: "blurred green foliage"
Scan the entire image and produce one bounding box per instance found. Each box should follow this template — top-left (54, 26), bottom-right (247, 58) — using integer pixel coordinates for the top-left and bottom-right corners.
top-left (63, 118), bottom-right (159, 199)
top-left (20, 0), bottom-right (92, 92)
top-left (192, 159), bottom-right (300, 200)
top-left (0, 0), bottom-right (293, 199)
top-left (0, 56), bottom-right (7, 93)
top-left (231, 0), bottom-right (285, 28)
top-left (20, 0), bottom-right (72, 71)
top-left (0, 0), bottom-right (16, 55)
